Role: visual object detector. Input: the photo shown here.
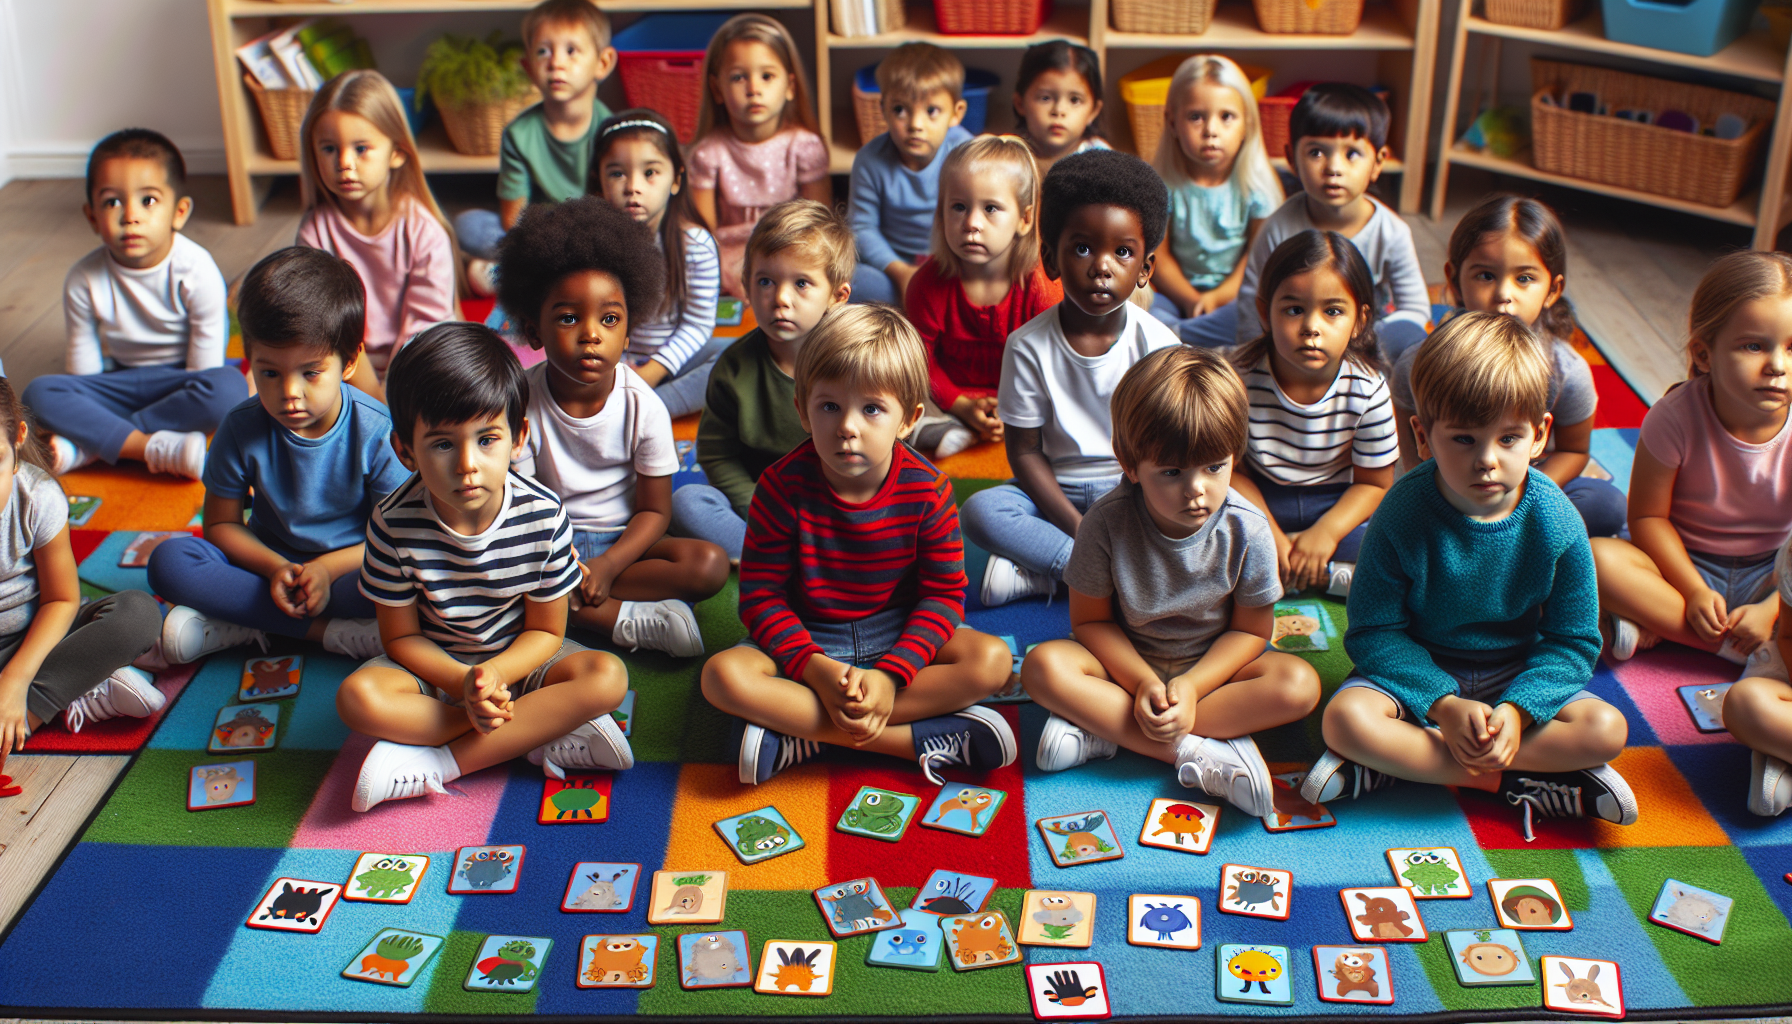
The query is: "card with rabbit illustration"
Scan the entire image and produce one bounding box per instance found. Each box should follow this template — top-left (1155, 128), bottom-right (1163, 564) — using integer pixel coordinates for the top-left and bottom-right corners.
top-left (1541, 956), bottom-right (1623, 1018)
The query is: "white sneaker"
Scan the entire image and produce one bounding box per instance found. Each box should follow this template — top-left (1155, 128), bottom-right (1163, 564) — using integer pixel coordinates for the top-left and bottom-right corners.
top-left (1176, 734), bottom-right (1275, 817)
top-left (1325, 561), bottom-right (1354, 597)
top-left (612, 600), bottom-right (704, 657)
top-left (142, 430), bottom-right (206, 479)
top-left (321, 618), bottom-right (385, 660)
top-left (527, 716), bottom-right (634, 779)
top-left (160, 605), bottom-right (266, 664)
top-left (351, 740), bottom-right (459, 812)
top-left (935, 424), bottom-right (978, 459)
top-left (1715, 636), bottom-right (1750, 665)
top-left (1035, 713), bottom-right (1117, 772)
top-left (49, 435), bottom-right (95, 476)
top-left (62, 666), bottom-right (164, 732)
top-left (1609, 616), bottom-right (1640, 661)
top-left (1748, 750), bottom-right (1792, 817)
top-left (980, 555), bottom-right (1053, 608)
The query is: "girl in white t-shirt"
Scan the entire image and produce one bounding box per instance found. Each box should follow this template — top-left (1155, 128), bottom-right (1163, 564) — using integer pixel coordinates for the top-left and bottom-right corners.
top-left (496, 197), bottom-right (730, 657)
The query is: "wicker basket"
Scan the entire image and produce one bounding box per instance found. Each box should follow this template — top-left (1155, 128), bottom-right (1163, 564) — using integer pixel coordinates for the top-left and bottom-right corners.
top-left (853, 79), bottom-right (888, 147)
top-left (1260, 93), bottom-right (1301, 157)
top-left (435, 90), bottom-right (541, 156)
top-left (1484, 0), bottom-right (1587, 29)
top-left (1530, 58), bottom-right (1772, 208)
top-left (1112, 0), bottom-right (1218, 33)
top-left (1120, 59), bottom-right (1269, 159)
top-left (1252, 0), bottom-right (1364, 33)
top-left (933, 0), bottom-right (1051, 34)
top-left (244, 75), bottom-right (314, 162)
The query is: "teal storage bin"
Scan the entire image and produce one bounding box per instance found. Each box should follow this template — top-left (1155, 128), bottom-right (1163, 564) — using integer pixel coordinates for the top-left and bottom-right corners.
top-left (1599, 0), bottom-right (1762, 57)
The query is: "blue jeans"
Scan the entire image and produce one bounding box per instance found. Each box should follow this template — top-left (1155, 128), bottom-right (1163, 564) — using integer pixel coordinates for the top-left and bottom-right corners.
top-left (1148, 292), bottom-right (1241, 348)
top-left (1685, 547), bottom-right (1778, 609)
top-left (959, 476), bottom-right (1121, 580)
top-left (25, 365), bottom-right (246, 462)
top-left (851, 262), bottom-right (902, 306)
top-left (1248, 473), bottom-right (1367, 565)
top-left (648, 331), bottom-right (734, 419)
top-left (737, 605), bottom-right (909, 669)
top-left (1560, 476), bottom-right (1626, 538)
top-left (671, 483), bottom-right (746, 561)
top-left (455, 208), bottom-right (505, 260)
top-left (148, 535), bottom-right (377, 638)
top-left (1378, 319), bottom-right (1429, 363)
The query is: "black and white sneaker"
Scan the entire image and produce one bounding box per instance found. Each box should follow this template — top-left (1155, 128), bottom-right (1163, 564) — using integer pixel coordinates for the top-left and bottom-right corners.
top-left (1499, 764), bottom-right (1638, 841)
top-left (734, 718), bottom-right (821, 786)
top-left (1299, 748), bottom-right (1398, 805)
top-left (912, 706), bottom-right (1017, 784)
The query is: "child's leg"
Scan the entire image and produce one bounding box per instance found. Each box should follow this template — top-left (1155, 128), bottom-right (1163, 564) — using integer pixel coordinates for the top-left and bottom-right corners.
top-left (148, 536), bottom-right (339, 641)
top-left (23, 369), bottom-right (164, 464)
top-left (703, 646), bottom-right (916, 759)
top-left (571, 537), bottom-right (731, 633)
top-left (20, 590), bottom-right (161, 725)
top-left (1590, 537), bottom-right (1705, 648)
top-left (960, 483), bottom-right (1074, 579)
top-left (1505, 696), bottom-right (1628, 773)
top-left (1725, 673), bottom-right (1792, 763)
top-left (670, 484), bottom-right (746, 562)
top-left (1560, 477), bottom-right (1627, 539)
top-left (119, 366), bottom-right (249, 441)
top-left (1322, 685), bottom-right (1501, 790)
top-left (890, 627), bottom-right (1012, 721)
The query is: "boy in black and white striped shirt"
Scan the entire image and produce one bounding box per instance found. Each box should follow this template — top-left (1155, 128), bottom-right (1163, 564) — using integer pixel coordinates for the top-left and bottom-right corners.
top-left (340, 323), bottom-right (633, 812)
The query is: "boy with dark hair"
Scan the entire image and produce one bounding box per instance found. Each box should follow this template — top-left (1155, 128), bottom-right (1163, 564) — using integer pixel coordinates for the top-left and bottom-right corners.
top-left (28, 128), bottom-right (244, 479)
top-left (847, 42), bottom-right (973, 305)
top-left (1233, 83), bottom-right (1429, 359)
top-left (960, 148), bottom-right (1181, 607)
top-left (149, 247), bottom-right (406, 665)
top-left (339, 322), bottom-right (631, 812)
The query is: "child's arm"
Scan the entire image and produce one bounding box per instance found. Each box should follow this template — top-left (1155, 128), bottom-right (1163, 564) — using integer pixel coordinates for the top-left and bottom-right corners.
top-left (499, 199), bottom-right (527, 232)
top-left (1005, 426), bottom-right (1083, 536)
top-left (495, 129), bottom-right (531, 232)
top-left (396, 215), bottom-right (459, 350)
top-left (640, 228), bottom-right (721, 387)
top-left (1627, 439), bottom-right (1730, 641)
top-left (1150, 240), bottom-right (1204, 318)
top-left (1341, 519), bottom-right (1461, 720)
top-left (184, 257), bottom-right (231, 371)
top-left (1499, 526), bottom-right (1603, 730)
top-left (1203, 216), bottom-right (1266, 311)
top-left (0, 527), bottom-right (79, 751)
top-left (1378, 218), bottom-right (1433, 329)
top-left (203, 493), bottom-right (336, 619)
top-left (692, 189), bottom-right (719, 233)
top-left (1291, 464), bottom-right (1391, 582)
top-left (63, 273), bottom-right (104, 376)
top-left (869, 475), bottom-right (966, 687)
top-left (581, 474), bottom-right (672, 607)
top-left (694, 366), bottom-right (758, 517)
top-left (1232, 227), bottom-right (1274, 343)
top-left (796, 132), bottom-right (832, 207)
top-left (1069, 587), bottom-right (1170, 734)
top-left (1226, 472), bottom-right (1291, 579)
top-left (1539, 414), bottom-right (1593, 486)
top-left (373, 599), bottom-right (474, 693)
top-left (847, 151), bottom-right (908, 290)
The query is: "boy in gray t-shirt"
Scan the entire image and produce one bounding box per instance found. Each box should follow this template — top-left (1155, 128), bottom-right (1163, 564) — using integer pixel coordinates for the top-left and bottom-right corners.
top-left (1020, 347), bottom-right (1320, 817)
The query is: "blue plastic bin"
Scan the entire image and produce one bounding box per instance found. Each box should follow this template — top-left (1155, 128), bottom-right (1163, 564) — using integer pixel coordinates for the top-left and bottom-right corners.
top-left (854, 64), bottom-right (1000, 135)
top-left (1599, 0), bottom-right (1762, 57)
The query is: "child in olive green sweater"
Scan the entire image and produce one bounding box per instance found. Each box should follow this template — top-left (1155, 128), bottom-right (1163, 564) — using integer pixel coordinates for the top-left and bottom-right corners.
top-left (671, 199), bottom-right (855, 560)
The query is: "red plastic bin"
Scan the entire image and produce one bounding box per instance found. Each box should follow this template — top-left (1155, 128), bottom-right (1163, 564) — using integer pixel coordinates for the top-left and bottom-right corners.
top-left (612, 13), bottom-right (731, 144)
top-left (933, 0), bottom-right (1051, 35)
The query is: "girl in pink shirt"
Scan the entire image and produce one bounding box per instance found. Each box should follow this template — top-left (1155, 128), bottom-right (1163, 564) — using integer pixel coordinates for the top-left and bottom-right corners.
top-left (296, 70), bottom-right (458, 400)
top-left (688, 15), bottom-right (830, 295)
top-left (1594, 251), bottom-right (1792, 674)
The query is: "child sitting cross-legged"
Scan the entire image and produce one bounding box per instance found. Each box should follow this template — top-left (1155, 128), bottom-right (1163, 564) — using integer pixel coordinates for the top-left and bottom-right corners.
top-left (1022, 347), bottom-right (1320, 816)
top-left (338, 323), bottom-right (632, 812)
top-left (701, 305), bottom-right (1017, 785)
top-left (494, 196), bottom-right (729, 657)
top-left (1303, 312), bottom-right (1637, 840)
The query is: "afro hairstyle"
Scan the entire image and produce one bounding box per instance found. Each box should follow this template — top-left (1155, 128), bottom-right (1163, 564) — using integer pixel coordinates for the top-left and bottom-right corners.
top-left (494, 195), bottom-right (666, 340)
top-left (1039, 148), bottom-right (1168, 256)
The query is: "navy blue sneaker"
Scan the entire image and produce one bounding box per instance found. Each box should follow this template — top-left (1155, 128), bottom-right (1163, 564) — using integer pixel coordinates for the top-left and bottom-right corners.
top-left (912, 706), bottom-right (1017, 784)
top-left (734, 717), bottom-right (821, 785)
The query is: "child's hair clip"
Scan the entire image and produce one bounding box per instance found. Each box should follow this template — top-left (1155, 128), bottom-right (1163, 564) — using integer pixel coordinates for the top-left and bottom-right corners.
top-left (1656, 109), bottom-right (1699, 134)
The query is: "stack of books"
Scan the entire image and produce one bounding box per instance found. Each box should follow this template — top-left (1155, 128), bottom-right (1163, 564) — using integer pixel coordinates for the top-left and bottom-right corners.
top-left (236, 19), bottom-right (375, 91)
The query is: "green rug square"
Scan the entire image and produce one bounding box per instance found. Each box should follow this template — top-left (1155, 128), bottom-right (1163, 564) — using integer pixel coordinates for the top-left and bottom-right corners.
top-left (81, 748), bottom-right (336, 848)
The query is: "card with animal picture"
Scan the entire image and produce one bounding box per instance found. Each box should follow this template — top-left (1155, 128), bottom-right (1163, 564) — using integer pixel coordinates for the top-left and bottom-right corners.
top-left (188, 759), bottom-right (255, 810)
top-left (67, 495), bottom-right (100, 527)
top-left (1138, 798), bottom-right (1219, 853)
top-left (1648, 878), bottom-right (1732, 944)
top-left (1019, 889), bottom-right (1096, 947)
top-left (910, 869), bottom-right (996, 915)
top-left (648, 870), bottom-right (728, 924)
top-left (610, 688), bottom-right (636, 736)
top-left (754, 940), bottom-right (836, 996)
top-left (1386, 847), bottom-right (1471, 898)
top-left (982, 635), bottom-right (1036, 703)
top-left (865, 909), bottom-right (943, 971)
top-left (1313, 946), bottom-right (1394, 1005)
top-left (1444, 928), bottom-right (1536, 987)
top-left (575, 934), bottom-right (658, 988)
top-left (813, 877), bottom-right (901, 937)
top-left (1218, 865), bottom-right (1291, 920)
top-left (1128, 894), bottom-right (1200, 950)
top-left (538, 772), bottom-right (611, 824)
top-left (835, 785), bottom-right (921, 841)
top-left (246, 877), bottom-right (340, 933)
top-left (1037, 810), bottom-right (1124, 867)
top-left (1341, 887), bottom-right (1428, 942)
top-left (209, 704), bottom-right (278, 754)
top-left (677, 929), bottom-right (752, 989)
top-left (1540, 956), bottom-right (1624, 1018)
top-left (1271, 600), bottom-right (1334, 652)
top-left (118, 531), bottom-right (184, 567)
top-left (1216, 944), bottom-right (1293, 1006)
top-left (714, 296), bottom-right (744, 327)
top-left (1262, 771), bottom-right (1335, 832)
top-left (1027, 961), bottom-right (1112, 1020)
top-left (940, 910), bottom-right (1022, 970)
top-left (714, 806), bottom-right (804, 864)
top-left (344, 852), bottom-right (429, 903)
top-left (239, 655), bottom-right (300, 702)
top-left (342, 929), bottom-right (444, 986)
top-left (561, 862), bottom-right (641, 913)
top-left (1677, 683), bottom-right (1730, 733)
top-left (447, 845), bottom-right (524, 894)
top-left (464, 935), bottom-right (551, 993)
top-left (921, 783), bottom-right (1007, 836)
top-left (1488, 878), bottom-right (1573, 931)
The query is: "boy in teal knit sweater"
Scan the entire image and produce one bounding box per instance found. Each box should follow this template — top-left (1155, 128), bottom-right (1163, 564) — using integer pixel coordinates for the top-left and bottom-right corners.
top-left (1300, 312), bottom-right (1636, 839)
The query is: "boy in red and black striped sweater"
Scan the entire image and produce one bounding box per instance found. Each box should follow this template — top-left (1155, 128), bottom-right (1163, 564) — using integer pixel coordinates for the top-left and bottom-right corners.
top-left (701, 304), bottom-right (1017, 784)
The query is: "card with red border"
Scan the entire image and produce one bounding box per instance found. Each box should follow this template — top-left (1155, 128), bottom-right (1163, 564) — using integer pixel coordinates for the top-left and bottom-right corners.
top-left (1138, 798), bottom-right (1219, 853)
top-left (246, 877), bottom-right (340, 933)
top-left (940, 911), bottom-right (1022, 970)
top-left (1037, 811), bottom-right (1124, 867)
top-left (814, 877), bottom-right (902, 937)
top-left (538, 773), bottom-right (611, 824)
top-left (561, 862), bottom-right (641, 913)
top-left (677, 929), bottom-right (751, 988)
top-left (1340, 887), bottom-right (1428, 942)
top-left (575, 934), bottom-right (658, 988)
top-left (1647, 878), bottom-right (1731, 944)
top-left (1127, 894), bottom-right (1200, 949)
top-left (188, 760), bottom-right (255, 810)
top-left (343, 852), bottom-right (429, 903)
top-left (1488, 877), bottom-right (1574, 931)
top-left (1313, 945), bottom-right (1395, 1004)
top-left (1218, 865), bottom-right (1291, 920)
top-left (1385, 847), bottom-right (1471, 898)
top-left (447, 845), bottom-right (524, 894)
top-left (753, 940), bottom-right (837, 995)
top-left (1027, 961), bottom-right (1112, 1020)
top-left (1541, 956), bottom-right (1624, 1018)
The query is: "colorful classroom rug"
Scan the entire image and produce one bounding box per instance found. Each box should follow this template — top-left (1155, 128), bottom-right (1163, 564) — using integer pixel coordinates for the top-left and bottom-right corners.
top-left (3, 327), bottom-right (1789, 1023)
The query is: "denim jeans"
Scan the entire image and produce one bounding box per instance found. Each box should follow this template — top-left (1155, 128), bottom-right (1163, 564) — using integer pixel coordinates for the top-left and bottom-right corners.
top-left (959, 476), bottom-right (1122, 580)
top-left (1685, 546), bottom-right (1778, 609)
top-left (147, 535), bottom-right (377, 638)
top-left (1560, 476), bottom-right (1626, 539)
top-left (25, 365), bottom-right (247, 462)
top-left (1248, 474), bottom-right (1367, 565)
top-left (1148, 292), bottom-right (1241, 349)
top-left (455, 209), bottom-right (505, 260)
top-left (1339, 645), bottom-right (1601, 725)
top-left (649, 331), bottom-right (734, 419)
top-left (671, 483), bottom-right (746, 561)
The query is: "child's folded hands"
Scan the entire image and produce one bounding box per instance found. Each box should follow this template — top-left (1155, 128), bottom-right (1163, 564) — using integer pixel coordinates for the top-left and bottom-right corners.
top-left (1433, 695), bottom-right (1520, 775)
top-left (271, 561), bottom-right (333, 619)
top-left (462, 663), bottom-right (514, 735)
top-left (1135, 675), bottom-right (1194, 746)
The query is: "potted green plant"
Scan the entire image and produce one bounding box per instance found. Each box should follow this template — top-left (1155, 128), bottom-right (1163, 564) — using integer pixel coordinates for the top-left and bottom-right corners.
top-left (416, 31), bottom-right (538, 156)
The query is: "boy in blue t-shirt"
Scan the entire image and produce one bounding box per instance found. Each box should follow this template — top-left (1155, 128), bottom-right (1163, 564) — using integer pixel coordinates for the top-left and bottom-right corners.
top-left (148, 248), bottom-right (408, 664)
top-left (1300, 312), bottom-right (1636, 841)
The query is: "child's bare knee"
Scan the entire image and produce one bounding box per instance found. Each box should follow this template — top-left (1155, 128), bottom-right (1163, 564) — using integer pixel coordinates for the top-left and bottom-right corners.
top-left (691, 542), bottom-right (732, 596)
top-left (1019, 640), bottom-right (1079, 698)
top-left (700, 648), bottom-right (758, 708)
top-left (1723, 675), bottom-right (1785, 729)
top-left (958, 631), bottom-right (1014, 693)
top-left (566, 650), bottom-right (627, 710)
top-left (1320, 688), bottom-right (1387, 750)
top-left (1262, 653), bottom-right (1321, 714)
top-left (335, 671), bottom-right (381, 723)
top-left (1568, 700), bottom-right (1628, 761)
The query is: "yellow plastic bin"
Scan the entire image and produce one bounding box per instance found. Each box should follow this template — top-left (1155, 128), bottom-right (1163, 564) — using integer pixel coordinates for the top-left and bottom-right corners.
top-left (1119, 56), bottom-right (1269, 159)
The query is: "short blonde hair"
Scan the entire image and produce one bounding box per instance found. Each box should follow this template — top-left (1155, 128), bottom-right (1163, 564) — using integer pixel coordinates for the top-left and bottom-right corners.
top-left (743, 199), bottom-right (856, 292)
top-left (521, 0), bottom-right (610, 50)
top-left (877, 42), bottom-right (965, 104)
top-left (794, 305), bottom-right (929, 413)
top-left (929, 135), bottom-right (1041, 285)
top-left (1409, 311), bottom-right (1551, 428)
top-left (1111, 346), bottom-right (1247, 472)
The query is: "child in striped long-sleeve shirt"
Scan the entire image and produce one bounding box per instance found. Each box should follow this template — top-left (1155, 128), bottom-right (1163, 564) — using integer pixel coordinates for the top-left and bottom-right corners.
top-left (701, 304), bottom-right (1017, 785)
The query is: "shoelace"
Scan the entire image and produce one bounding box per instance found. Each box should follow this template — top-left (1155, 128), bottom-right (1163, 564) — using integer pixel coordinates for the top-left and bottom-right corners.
top-left (1347, 764), bottom-right (1394, 800)
top-left (1504, 776), bottom-right (1584, 843)
top-left (62, 688), bottom-right (119, 733)
top-left (616, 610), bottom-right (686, 653)
top-left (1184, 753), bottom-right (1244, 802)
top-left (775, 735), bottom-right (822, 775)
top-left (387, 770), bottom-right (448, 801)
top-left (203, 619), bottom-right (268, 657)
top-left (918, 730), bottom-right (970, 785)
